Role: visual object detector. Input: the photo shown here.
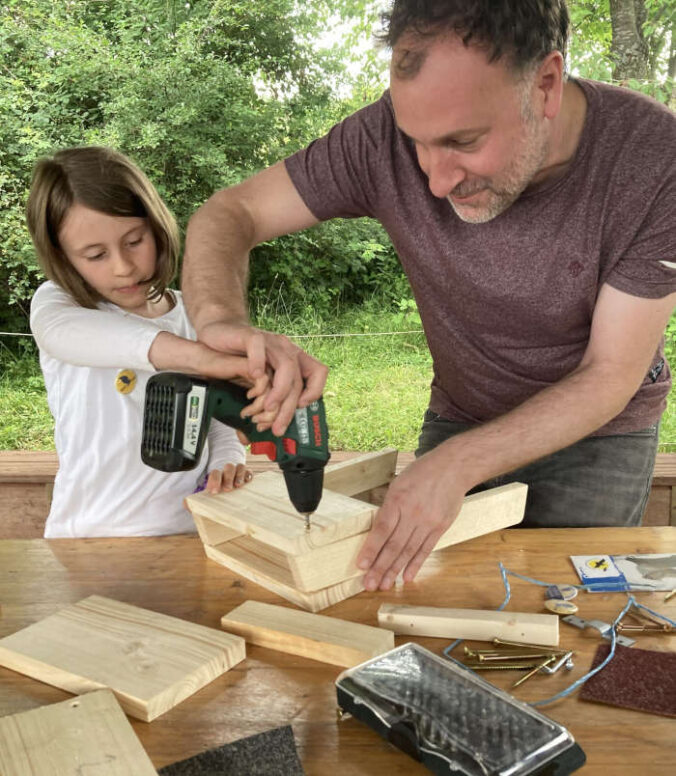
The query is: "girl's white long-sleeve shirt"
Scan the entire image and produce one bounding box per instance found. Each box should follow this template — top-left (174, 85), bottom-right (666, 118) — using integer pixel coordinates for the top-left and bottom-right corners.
top-left (30, 281), bottom-right (245, 538)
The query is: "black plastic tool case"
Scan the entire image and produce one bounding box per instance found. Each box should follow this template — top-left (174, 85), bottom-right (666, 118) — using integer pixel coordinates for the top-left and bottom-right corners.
top-left (336, 643), bottom-right (585, 776)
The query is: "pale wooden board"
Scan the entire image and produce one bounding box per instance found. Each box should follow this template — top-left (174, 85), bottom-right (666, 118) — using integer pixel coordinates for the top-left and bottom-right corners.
top-left (192, 479), bottom-right (527, 601)
top-left (378, 603), bottom-right (559, 646)
top-left (186, 471), bottom-right (375, 554)
top-left (221, 600), bottom-right (394, 667)
top-left (323, 449), bottom-right (398, 496)
top-left (434, 482), bottom-right (527, 551)
top-left (287, 534), bottom-right (364, 592)
top-left (0, 689), bottom-right (157, 775)
top-left (0, 595), bottom-right (246, 722)
top-left (203, 543), bottom-right (365, 612)
top-left (203, 530), bottom-right (364, 593)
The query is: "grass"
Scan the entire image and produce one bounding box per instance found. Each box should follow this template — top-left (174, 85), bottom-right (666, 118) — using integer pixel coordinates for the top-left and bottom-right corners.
top-left (2, 306), bottom-right (676, 452)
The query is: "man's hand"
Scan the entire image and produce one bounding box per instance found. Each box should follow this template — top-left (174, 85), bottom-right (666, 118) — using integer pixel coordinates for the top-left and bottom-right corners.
top-left (199, 321), bottom-right (328, 436)
top-left (356, 446), bottom-right (467, 590)
top-left (148, 331), bottom-right (270, 405)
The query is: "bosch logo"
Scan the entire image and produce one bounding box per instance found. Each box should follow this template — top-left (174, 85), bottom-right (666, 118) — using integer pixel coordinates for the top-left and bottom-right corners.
top-left (312, 415), bottom-right (322, 447)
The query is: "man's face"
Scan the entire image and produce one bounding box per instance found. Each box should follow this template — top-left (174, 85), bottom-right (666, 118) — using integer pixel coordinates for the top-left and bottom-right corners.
top-left (390, 35), bottom-right (550, 223)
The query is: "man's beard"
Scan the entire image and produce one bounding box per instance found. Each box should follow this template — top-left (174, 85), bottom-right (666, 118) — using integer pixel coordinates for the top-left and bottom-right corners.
top-left (448, 101), bottom-right (549, 224)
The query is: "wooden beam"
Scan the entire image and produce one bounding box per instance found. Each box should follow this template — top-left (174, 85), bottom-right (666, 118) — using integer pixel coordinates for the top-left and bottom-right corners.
top-left (221, 600), bottom-right (394, 667)
top-left (186, 471), bottom-right (375, 554)
top-left (323, 448), bottom-right (398, 496)
top-left (0, 689), bottom-right (157, 775)
top-left (434, 482), bottom-right (527, 551)
top-left (377, 603), bottom-right (559, 646)
top-left (203, 543), bottom-right (365, 612)
top-left (0, 595), bottom-right (246, 721)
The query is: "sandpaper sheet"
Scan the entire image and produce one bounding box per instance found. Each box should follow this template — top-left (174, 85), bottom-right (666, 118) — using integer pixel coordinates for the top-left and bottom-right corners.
top-left (579, 643), bottom-right (676, 717)
top-left (159, 725), bottom-right (304, 775)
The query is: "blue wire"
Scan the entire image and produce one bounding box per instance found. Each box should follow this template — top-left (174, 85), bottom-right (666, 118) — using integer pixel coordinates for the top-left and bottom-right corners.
top-left (442, 563), bottom-right (676, 706)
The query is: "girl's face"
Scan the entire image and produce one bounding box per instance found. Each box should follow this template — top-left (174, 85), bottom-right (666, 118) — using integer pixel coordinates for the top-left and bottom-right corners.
top-left (58, 203), bottom-right (161, 316)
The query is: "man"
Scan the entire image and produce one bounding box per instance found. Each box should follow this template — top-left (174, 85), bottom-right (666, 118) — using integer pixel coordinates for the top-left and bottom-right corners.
top-left (181, 0), bottom-right (676, 592)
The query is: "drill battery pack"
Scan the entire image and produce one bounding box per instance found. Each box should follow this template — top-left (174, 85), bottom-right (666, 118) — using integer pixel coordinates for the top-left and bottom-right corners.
top-left (335, 643), bottom-right (586, 776)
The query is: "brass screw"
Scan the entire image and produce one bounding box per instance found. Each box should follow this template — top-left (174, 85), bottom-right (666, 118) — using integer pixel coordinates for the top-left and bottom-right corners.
top-left (493, 637), bottom-right (566, 652)
top-left (478, 652), bottom-right (563, 662)
top-left (464, 661), bottom-right (544, 671)
top-left (512, 655), bottom-right (556, 688)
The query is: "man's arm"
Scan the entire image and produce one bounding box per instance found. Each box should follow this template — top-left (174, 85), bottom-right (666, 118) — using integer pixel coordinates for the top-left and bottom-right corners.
top-left (357, 284), bottom-right (676, 590)
top-left (182, 161), bottom-right (328, 435)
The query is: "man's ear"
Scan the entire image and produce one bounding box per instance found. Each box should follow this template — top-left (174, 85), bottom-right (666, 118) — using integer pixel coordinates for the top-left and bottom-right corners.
top-left (536, 51), bottom-right (565, 120)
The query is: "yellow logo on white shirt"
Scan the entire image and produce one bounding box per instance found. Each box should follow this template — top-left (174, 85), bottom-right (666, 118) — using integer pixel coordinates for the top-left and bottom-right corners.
top-left (115, 369), bottom-right (137, 394)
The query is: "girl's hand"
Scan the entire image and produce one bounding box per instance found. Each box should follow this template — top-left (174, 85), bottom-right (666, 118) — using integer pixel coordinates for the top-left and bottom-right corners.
top-left (205, 464), bottom-right (253, 494)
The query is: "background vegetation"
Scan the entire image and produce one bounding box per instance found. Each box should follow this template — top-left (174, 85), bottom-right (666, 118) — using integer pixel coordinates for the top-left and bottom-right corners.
top-left (1, 0), bottom-right (674, 451)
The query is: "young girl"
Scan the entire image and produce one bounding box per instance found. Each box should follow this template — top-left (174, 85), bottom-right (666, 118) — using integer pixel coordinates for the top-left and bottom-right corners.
top-left (27, 146), bottom-right (266, 538)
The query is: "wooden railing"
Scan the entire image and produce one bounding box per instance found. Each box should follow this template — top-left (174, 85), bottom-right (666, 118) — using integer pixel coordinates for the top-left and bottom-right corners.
top-left (1, 449), bottom-right (673, 539)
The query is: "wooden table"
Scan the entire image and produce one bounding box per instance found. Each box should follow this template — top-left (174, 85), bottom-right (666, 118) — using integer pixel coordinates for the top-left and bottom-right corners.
top-left (1, 528), bottom-right (674, 774)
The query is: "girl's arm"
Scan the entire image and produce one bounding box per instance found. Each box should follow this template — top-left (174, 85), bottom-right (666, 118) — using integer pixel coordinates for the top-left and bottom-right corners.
top-left (30, 282), bottom-right (268, 390)
top-left (30, 281), bottom-right (158, 369)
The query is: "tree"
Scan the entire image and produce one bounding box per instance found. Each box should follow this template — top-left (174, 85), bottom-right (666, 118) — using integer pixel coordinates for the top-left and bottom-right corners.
top-left (568, 0), bottom-right (675, 103)
top-left (0, 0), bottom-right (398, 340)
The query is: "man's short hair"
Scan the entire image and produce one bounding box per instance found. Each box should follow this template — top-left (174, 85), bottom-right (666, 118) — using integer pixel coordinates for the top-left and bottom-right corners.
top-left (381, 0), bottom-right (569, 78)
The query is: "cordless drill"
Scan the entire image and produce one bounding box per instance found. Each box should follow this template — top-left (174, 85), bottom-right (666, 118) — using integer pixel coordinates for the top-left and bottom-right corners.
top-left (140, 372), bottom-right (330, 528)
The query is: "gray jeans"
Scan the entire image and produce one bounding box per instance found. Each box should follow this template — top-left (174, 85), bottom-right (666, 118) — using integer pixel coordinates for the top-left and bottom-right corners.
top-left (416, 410), bottom-right (659, 528)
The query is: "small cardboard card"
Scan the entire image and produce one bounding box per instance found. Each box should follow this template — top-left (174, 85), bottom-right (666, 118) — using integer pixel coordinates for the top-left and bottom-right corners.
top-left (570, 553), bottom-right (676, 592)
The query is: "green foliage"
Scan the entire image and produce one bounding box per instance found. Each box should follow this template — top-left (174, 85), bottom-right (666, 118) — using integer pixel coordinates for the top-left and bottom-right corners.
top-left (0, 0), bottom-right (398, 341)
top-left (567, 0), bottom-right (675, 101)
top-left (250, 219), bottom-right (405, 319)
top-left (5, 307), bottom-right (676, 453)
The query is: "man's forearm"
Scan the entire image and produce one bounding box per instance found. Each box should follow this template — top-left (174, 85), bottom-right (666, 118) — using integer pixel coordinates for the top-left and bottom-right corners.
top-left (182, 192), bottom-right (255, 335)
top-left (441, 362), bottom-right (645, 491)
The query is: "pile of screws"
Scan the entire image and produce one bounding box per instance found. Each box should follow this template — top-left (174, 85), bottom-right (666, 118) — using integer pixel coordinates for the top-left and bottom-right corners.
top-left (462, 638), bottom-right (575, 688)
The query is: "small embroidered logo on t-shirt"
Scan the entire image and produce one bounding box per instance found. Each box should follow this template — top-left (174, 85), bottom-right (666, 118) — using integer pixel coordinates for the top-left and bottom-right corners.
top-left (568, 261), bottom-right (584, 277)
top-left (115, 369), bottom-right (137, 394)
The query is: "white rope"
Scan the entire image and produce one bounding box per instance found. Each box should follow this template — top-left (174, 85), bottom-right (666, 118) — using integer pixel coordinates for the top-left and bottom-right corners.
top-left (2, 330), bottom-right (427, 339)
top-left (289, 329), bottom-right (423, 339)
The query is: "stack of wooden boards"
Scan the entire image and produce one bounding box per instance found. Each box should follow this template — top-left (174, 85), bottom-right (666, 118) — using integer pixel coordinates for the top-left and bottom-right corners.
top-left (185, 448), bottom-right (528, 611)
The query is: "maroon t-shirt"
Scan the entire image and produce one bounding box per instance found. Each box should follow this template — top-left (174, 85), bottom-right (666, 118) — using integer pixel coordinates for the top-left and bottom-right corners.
top-left (285, 79), bottom-right (676, 434)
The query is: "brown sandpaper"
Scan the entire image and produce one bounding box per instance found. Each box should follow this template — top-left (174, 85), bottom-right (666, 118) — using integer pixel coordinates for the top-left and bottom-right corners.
top-left (579, 643), bottom-right (676, 717)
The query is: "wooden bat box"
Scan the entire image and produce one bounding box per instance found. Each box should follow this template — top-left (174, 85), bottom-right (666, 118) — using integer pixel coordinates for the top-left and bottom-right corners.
top-left (185, 449), bottom-right (527, 612)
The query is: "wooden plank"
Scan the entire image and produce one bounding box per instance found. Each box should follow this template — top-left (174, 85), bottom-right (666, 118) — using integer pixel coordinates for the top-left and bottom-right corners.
top-left (221, 600), bottom-right (394, 667)
top-left (293, 482), bottom-right (528, 591)
top-left (210, 535), bottom-right (297, 587)
top-left (0, 595), bottom-right (246, 722)
top-left (0, 482), bottom-right (52, 539)
top-left (434, 482), bottom-right (527, 551)
top-left (287, 534), bottom-right (364, 591)
top-left (0, 451), bottom-right (59, 483)
top-left (377, 603), bottom-right (559, 646)
top-left (186, 471), bottom-right (375, 554)
top-left (323, 449), bottom-right (398, 496)
top-left (642, 486), bottom-right (671, 526)
top-left (192, 512), bottom-right (244, 546)
top-left (0, 689), bottom-right (157, 775)
top-left (194, 481), bottom-right (527, 597)
top-left (205, 531), bottom-right (364, 593)
top-left (651, 452), bottom-right (676, 485)
top-left (203, 543), bottom-right (365, 612)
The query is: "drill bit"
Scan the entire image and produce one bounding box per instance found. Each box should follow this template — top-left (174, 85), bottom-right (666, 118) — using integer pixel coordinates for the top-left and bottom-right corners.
top-left (304, 513), bottom-right (312, 531)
